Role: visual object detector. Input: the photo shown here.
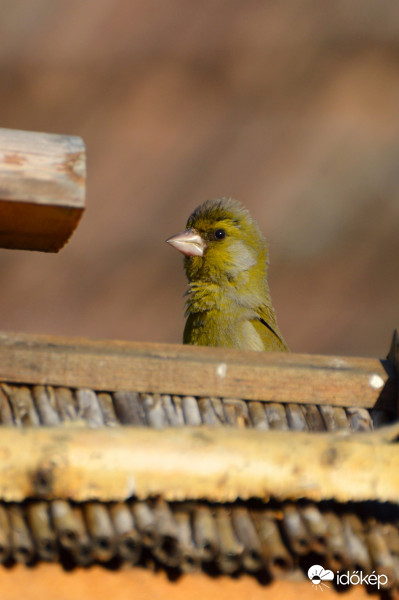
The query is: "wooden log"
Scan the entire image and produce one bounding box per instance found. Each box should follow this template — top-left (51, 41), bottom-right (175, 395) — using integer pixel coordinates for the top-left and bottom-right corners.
top-left (281, 504), bottom-right (310, 555)
top-left (231, 507), bottom-right (263, 572)
top-left (0, 330), bottom-right (395, 409)
top-left (0, 127), bottom-right (85, 252)
top-left (215, 507), bottom-right (243, 574)
top-left (173, 508), bottom-right (201, 572)
top-left (8, 504), bottom-right (35, 563)
top-left (50, 500), bottom-right (93, 565)
top-left (192, 504), bottom-right (218, 561)
top-left (0, 503), bottom-right (12, 563)
top-left (131, 501), bottom-right (160, 548)
top-left (0, 423), bottom-right (398, 504)
top-left (251, 511), bottom-right (294, 575)
top-left (108, 502), bottom-right (142, 564)
top-left (151, 498), bottom-right (181, 567)
top-left (83, 502), bottom-right (116, 562)
top-left (26, 501), bottom-right (58, 562)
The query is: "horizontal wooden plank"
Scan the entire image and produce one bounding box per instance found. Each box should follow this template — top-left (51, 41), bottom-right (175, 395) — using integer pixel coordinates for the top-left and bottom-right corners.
top-left (0, 128), bottom-right (86, 252)
top-left (0, 566), bottom-right (343, 600)
top-left (0, 331), bottom-right (395, 409)
top-left (0, 423), bottom-right (398, 503)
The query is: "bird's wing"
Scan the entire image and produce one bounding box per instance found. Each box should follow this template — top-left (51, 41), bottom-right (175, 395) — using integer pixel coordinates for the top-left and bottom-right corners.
top-left (251, 304), bottom-right (289, 351)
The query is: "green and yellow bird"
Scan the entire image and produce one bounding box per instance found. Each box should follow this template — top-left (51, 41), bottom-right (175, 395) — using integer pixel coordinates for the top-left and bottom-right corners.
top-left (166, 198), bottom-right (288, 352)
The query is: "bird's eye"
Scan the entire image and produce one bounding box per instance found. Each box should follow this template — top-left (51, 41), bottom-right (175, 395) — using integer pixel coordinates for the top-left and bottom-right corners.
top-left (214, 228), bottom-right (226, 240)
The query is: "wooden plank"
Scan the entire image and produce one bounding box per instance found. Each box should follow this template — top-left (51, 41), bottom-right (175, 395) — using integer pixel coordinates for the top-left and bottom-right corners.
top-left (1, 566), bottom-right (366, 600)
top-left (0, 331), bottom-right (394, 409)
top-left (0, 423), bottom-right (398, 504)
top-left (387, 328), bottom-right (399, 414)
top-left (0, 127), bottom-right (86, 252)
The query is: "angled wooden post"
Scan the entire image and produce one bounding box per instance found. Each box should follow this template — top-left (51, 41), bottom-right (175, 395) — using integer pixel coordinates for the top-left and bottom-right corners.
top-left (0, 127), bottom-right (86, 252)
top-left (387, 327), bottom-right (399, 413)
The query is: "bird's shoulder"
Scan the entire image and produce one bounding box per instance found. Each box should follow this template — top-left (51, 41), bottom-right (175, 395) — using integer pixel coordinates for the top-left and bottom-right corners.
top-left (251, 303), bottom-right (289, 351)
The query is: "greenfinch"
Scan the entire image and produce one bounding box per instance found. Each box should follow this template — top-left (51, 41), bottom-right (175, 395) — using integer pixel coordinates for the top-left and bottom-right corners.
top-left (166, 198), bottom-right (288, 352)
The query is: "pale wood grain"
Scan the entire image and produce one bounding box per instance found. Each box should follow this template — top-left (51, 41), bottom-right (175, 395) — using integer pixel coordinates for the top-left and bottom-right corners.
top-left (0, 423), bottom-right (398, 504)
top-left (0, 127), bottom-right (86, 251)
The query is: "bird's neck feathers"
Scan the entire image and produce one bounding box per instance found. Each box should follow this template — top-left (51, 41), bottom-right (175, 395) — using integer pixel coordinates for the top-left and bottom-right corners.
top-left (184, 240), bottom-right (272, 316)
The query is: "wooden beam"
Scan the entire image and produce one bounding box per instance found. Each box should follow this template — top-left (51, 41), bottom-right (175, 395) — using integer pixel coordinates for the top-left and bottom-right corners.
top-left (0, 331), bottom-right (395, 409)
top-left (0, 423), bottom-right (398, 504)
top-left (0, 128), bottom-right (86, 252)
top-left (0, 566), bottom-right (350, 600)
top-left (387, 328), bottom-right (399, 413)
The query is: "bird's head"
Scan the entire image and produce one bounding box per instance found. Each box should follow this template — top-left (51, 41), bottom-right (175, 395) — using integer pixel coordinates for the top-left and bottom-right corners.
top-left (166, 198), bottom-right (268, 287)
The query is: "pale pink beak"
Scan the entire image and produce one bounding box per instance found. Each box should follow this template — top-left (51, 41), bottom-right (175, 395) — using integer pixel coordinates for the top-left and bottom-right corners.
top-left (166, 228), bottom-right (206, 257)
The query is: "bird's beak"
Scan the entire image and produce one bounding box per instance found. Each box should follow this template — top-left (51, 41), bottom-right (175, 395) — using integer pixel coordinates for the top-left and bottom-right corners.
top-left (166, 228), bottom-right (206, 257)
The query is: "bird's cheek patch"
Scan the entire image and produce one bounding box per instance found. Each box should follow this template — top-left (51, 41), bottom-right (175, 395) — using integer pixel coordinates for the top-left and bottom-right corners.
top-left (227, 241), bottom-right (257, 276)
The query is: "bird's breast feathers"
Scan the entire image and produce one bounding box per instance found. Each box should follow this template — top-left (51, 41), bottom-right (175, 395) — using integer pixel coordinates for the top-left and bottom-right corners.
top-left (183, 310), bottom-right (266, 350)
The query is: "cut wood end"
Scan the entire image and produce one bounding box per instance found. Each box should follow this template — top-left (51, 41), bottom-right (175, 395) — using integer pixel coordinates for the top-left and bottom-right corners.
top-left (0, 128), bottom-right (86, 252)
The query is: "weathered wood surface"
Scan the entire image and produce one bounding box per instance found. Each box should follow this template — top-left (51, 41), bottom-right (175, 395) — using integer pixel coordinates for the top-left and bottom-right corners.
top-left (0, 128), bottom-right (86, 252)
top-left (1, 566), bottom-right (362, 600)
top-left (0, 331), bottom-right (395, 409)
top-left (388, 328), bottom-right (399, 411)
top-left (0, 423), bottom-right (399, 504)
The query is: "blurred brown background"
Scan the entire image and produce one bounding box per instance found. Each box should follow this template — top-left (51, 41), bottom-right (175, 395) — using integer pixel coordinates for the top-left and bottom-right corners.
top-left (0, 0), bottom-right (398, 357)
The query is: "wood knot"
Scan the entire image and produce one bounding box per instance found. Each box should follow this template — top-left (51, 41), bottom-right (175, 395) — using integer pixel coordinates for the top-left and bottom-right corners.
top-left (32, 466), bottom-right (54, 496)
top-left (320, 446), bottom-right (339, 467)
